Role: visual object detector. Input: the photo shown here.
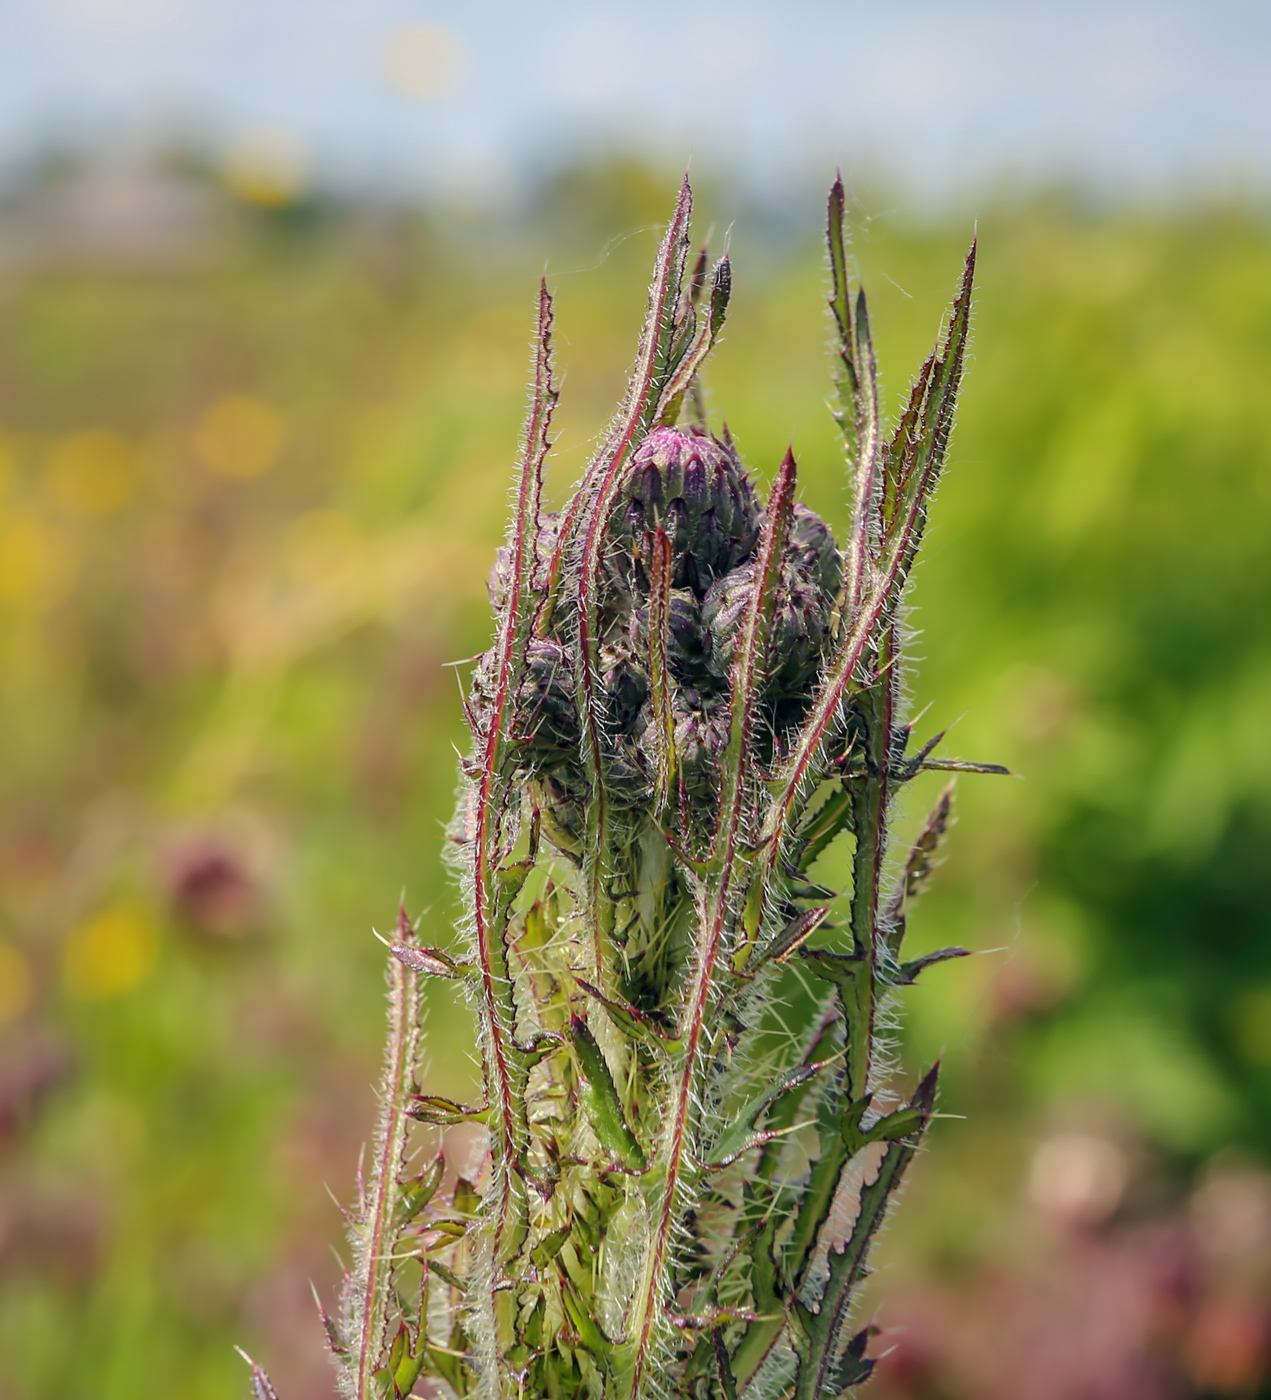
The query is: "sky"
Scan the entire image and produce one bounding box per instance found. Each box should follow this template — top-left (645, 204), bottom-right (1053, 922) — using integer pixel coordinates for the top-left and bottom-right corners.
top-left (2, 0), bottom-right (1269, 203)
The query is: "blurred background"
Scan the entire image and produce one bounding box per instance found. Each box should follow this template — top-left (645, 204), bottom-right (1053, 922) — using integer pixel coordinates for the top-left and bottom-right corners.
top-left (1, 2), bottom-right (1270, 1397)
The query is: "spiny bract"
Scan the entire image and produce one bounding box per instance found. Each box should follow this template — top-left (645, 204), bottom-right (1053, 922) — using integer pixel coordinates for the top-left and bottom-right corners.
top-left (245, 175), bottom-right (1002, 1400)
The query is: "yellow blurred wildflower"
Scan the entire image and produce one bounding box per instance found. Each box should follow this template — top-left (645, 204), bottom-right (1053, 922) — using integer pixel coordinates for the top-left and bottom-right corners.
top-left (62, 905), bottom-right (159, 1001)
top-left (0, 941), bottom-right (34, 1024)
top-left (46, 430), bottom-right (140, 515)
top-left (194, 395), bottom-right (283, 479)
top-left (0, 514), bottom-right (76, 604)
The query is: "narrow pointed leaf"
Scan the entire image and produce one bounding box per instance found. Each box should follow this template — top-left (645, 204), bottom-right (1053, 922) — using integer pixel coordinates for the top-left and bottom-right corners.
top-left (570, 1016), bottom-right (647, 1170)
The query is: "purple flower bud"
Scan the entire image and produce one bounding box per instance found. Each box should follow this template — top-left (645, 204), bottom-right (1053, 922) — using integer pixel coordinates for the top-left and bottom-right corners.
top-left (702, 506), bottom-right (841, 701)
top-left (670, 696), bottom-right (730, 797)
top-left (630, 589), bottom-right (709, 684)
top-left (514, 639), bottom-right (578, 766)
top-left (788, 503), bottom-right (843, 601)
top-left (610, 427), bottom-right (761, 597)
top-left (602, 646), bottom-right (649, 731)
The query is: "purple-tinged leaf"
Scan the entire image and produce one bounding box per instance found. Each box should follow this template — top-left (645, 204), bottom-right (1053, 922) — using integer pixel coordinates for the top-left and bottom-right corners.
top-left (465, 282), bottom-right (559, 1273)
top-left (235, 1349), bottom-right (280, 1400)
top-left (759, 244), bottom-right (975, 901)
top-left (713, 1328), bottom-right (740, 1400)
top-left (707, 1060), bottom-right (826, 1167)
top-left (575, 977), bottom-right (681, 1049)
top-left (389, 944), bottom-right (466, 978)
top-left (884, 781), bottom-right (954, 954)
top-left (623, 448), bottom-right (799, 1397)
top-left (919, 757), bottom-right (1011, 775)
top-left (652, 254), bottom-right (732, 428)
top-left (759, 905), bottom-right (832, 967)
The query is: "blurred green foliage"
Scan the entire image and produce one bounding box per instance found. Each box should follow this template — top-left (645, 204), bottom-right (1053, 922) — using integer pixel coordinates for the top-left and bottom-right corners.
top-left (0, 164), bottom-right (1269, 1397)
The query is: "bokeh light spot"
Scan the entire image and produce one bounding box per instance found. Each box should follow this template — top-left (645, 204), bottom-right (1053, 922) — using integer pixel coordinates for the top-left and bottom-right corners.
top-left (0, 516), bottom-right (75, 604)
top-left (1230, 985), bottom-right (1271, 1066)
top-left (221, 128), bottom-right (309, 207)
top-left (1028, 1130), bottom-right (1129, 1226)
top-left (380, 23), bottom-right (468, 101)
top-left (46, 430), bottom-right (140, 515)
top-left (62, 905), bottom-right (159, 1001)
top-left (194, 395), bottom-right (283, 479)
top-left (0, 941), bottom-right (34, 1024)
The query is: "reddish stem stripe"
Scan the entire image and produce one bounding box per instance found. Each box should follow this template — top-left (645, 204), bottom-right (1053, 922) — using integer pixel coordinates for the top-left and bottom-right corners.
top-left (470, 283), bottom-right (557, 1257)
top-left (625, 454), bottom-right (796, 1399)
top-left (354, 952), bottom-right (419, 1399)
top-left (535, 179), bottom-right (694, 637)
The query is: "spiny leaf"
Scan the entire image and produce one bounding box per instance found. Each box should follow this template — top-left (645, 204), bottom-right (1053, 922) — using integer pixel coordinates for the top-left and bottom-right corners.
top-left (883, 781), bottom-right (954, 958)
top-left (707, 1060), bottom-right (826, 1167)
top-left (791, 1065), bottom-right (939, 1400)
top-left (453, 1175), bottom-right (481, 1216)
top-left (563, 1279), bottom-right (613, 1354)
top-left (571, 175), bottom-right (695, 990)
top-left (647, 526), bottom-right (677, 812)
top-left (895, 945), bottom-right (971, 985)
top-left (832, 1325), bottom-right (879, 1393)
top-left (918, 756), bottom-right (1011, 775)
top-left (235, 1349), bottom-right (280, 1400)
top-left (428, 1258), bottom-right (467, 1292)
top-left (569, 1016), bottom-right (648, 1170)
top-left (407, 1095), bottom-right (490, 1126)
top-left (389, 944), bottom-right (467, 978)
top-left (394, 1153), bottom-right (445, 1228)
top-left (757, 905), bottom-right (832, 968)
top-left (713, 1329), bottom-right (740, 1400)
top-left (653, 254), bottom-right (732, 427)
top-left (576, 977), bottom-right (681, 1050)
top-left (795, 784), bottom-right (855, 872)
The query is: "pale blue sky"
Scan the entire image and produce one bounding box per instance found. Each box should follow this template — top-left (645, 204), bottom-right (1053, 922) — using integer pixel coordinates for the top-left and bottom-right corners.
top-left (2, 0), bottom-right (1269, 201)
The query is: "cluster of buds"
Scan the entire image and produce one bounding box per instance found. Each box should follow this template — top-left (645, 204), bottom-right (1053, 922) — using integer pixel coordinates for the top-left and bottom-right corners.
top-left (244, 177), bottom-right (1001, 1400)
top-left (479, 423), bottom-right (844, 830)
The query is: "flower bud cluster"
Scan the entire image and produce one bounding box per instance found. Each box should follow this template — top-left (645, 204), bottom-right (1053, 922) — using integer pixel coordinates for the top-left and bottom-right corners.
top-left (485, 426), bottom-right (843, 815)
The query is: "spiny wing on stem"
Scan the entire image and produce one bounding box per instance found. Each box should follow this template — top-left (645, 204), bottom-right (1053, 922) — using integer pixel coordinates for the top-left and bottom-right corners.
top-left (621, 453), bottom-right (799, 1399)
top-left (467, 281), bottom-right (559, 1281)
top-left (339, 911), bottom-right (425, 1400)
top-left (790, 1065), bottom-right (940, 1400)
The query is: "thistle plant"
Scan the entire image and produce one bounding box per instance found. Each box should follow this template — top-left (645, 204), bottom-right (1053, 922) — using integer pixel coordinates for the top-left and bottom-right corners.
top-left (243, 176), bottom-right (998, 1400)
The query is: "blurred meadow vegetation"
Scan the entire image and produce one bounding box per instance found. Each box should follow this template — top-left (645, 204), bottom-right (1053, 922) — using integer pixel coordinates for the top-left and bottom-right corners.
top-left (1, 156), bottom-right (1270, 1399)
